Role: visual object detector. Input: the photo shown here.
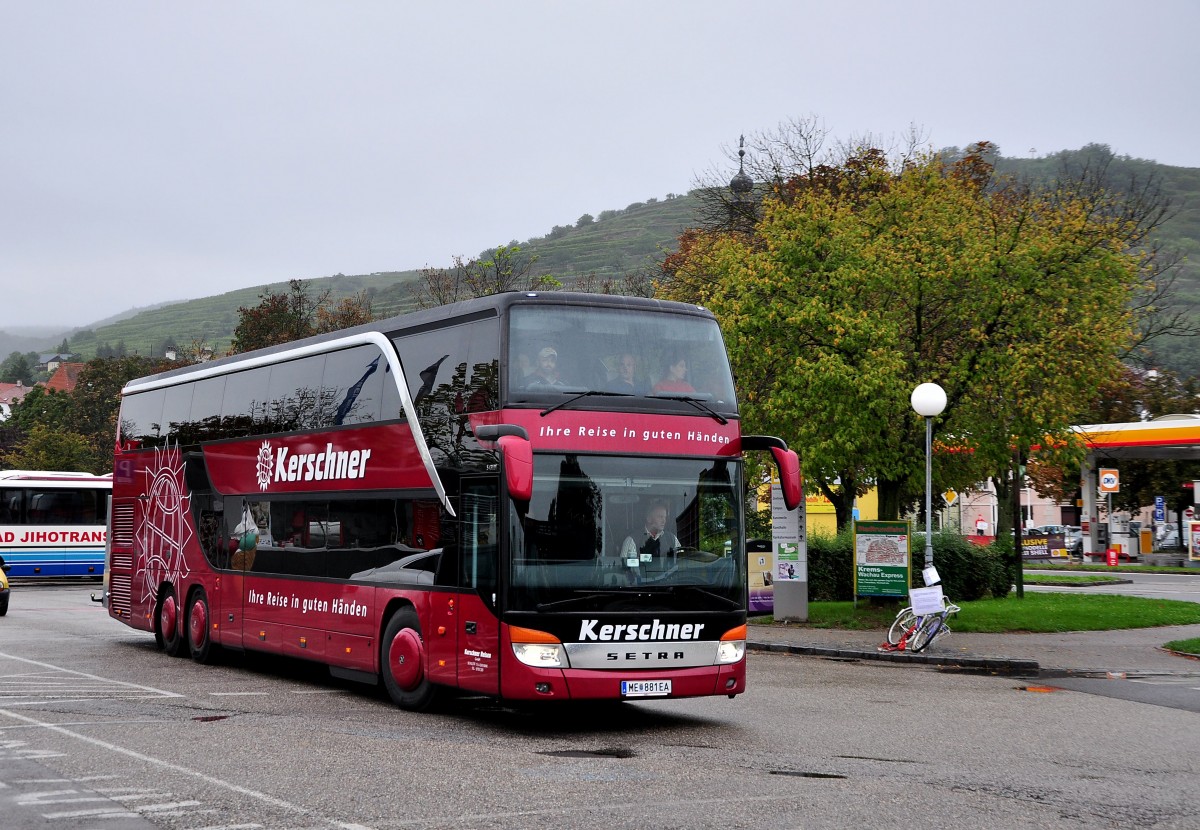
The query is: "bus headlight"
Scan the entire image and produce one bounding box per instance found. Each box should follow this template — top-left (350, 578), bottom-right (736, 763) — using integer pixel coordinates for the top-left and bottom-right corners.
top-left (509, 626), bottom-right (568, 669)
top-left (716, 624), bottom-right (747, 664)
top-left (716, 639), bottom-right (745, 664)
top-left (512, 642), bottom-right (568, 668)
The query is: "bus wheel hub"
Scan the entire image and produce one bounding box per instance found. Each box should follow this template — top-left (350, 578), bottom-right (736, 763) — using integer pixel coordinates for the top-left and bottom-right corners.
top-left (161, 595), bottom-right (177, 633)
top-left (189, 600), bottom-right (207, 648)
top-left (388, 630), bottom-right (423, 690)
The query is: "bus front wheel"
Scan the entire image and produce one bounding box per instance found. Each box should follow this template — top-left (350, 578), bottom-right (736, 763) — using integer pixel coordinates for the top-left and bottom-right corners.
top-left (381, 607), bottom-right (436, 711)
top-left (155, 587), bottom-right (185, 657)
top-left (187, 588), bottom-right (216, 664)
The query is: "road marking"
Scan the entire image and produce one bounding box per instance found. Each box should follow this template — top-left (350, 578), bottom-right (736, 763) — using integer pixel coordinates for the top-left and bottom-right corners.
top-left (0, 653), bottom-right (182, 701)
top-left (289, 689), bottom-right (345, 695)
top-left (0, 706), bottom-right (375, 830)
top-left (209, 691), bottom-right (269, 696)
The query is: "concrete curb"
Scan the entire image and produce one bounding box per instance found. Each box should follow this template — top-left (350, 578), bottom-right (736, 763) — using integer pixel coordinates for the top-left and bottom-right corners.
top-left (747, 640), bottom-right (1040, 676)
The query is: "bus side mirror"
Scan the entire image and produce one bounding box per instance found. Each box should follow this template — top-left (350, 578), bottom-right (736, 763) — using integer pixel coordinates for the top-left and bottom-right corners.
top-left (771, 447), bottom-right (802, 511)
top-left (742, 435), bottom-right (802, 512)
top-left (497, 435), bottom-right (533, 503)
top-left (475, 424), bottom-right (533, 503)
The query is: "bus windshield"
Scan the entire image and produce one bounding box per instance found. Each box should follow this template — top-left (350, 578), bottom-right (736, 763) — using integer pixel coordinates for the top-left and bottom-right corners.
top-left (507, 305), bottom-right (737, 410)
top-left (507, 454), bottom-right (744, 613)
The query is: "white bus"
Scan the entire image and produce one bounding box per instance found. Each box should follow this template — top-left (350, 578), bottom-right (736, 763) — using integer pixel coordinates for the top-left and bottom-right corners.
top-left (0, 470), bottom-right (111, 577)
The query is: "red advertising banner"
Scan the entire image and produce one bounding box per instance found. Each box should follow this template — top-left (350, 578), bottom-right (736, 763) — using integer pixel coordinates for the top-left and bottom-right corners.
top-left (203, 423), bottom-right (434, 495)
top-left (485, 410), bottom-right (741, 456)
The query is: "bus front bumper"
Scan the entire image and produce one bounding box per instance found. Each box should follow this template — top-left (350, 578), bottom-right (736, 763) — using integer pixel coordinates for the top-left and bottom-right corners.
top-left (500, 659), bottom-right (746, 702)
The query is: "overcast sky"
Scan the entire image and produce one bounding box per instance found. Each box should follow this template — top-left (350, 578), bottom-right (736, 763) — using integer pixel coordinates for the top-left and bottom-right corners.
top-left (2, 1), bottom-right (1197, 332)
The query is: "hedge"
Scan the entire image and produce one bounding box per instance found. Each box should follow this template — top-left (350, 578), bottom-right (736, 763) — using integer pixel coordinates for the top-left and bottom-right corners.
top-left (804, 529), bottom-right (1013, 602)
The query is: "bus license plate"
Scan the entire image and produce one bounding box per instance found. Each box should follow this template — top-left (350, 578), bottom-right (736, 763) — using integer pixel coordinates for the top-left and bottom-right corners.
top-left (621, 679), bottom-right (671, 697)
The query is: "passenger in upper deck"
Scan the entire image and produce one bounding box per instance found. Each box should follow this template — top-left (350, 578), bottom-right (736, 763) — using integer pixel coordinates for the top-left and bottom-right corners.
top-left (610, 352), bottom-right (645, 395)
top-left (525, 346), bottom-right (566, 388)
top-left (652, 353), bottom-right (695, 394)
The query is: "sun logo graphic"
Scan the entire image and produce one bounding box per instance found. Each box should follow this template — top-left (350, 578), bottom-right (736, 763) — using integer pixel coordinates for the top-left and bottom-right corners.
top-left (137, 441), bottom-right (193, 608)
top-left (256, 440), bottom-right (273, 491)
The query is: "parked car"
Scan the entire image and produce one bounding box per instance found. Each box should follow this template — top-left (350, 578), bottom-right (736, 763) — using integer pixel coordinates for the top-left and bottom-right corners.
top-left (1064, 526), bottom-right (1083, 557)
top-left (0, 555), bottom-right (9, 616)
top-left (1157, 525), bottom-right (1181, 549)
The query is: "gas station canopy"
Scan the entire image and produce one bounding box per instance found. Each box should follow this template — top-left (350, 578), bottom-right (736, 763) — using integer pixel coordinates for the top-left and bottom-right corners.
top-left (1074, 415), bottom-right (1200, 461)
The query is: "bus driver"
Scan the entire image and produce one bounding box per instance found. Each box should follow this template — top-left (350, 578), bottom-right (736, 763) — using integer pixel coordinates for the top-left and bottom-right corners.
top-left (621, 500), bottom-right (681, 566)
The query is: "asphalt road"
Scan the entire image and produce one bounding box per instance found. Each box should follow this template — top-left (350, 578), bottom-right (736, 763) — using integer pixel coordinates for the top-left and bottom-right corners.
top-left (1, 584), bottom-right (1198, 829)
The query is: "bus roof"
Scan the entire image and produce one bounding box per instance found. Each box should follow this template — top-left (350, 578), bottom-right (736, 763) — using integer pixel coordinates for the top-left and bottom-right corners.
top-left (121, 291), bottom-right (717, 394)
top-left (0, 470), bottom-right (112, 483)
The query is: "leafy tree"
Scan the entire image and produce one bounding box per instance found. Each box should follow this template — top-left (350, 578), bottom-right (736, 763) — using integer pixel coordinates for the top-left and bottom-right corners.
top-left (67, 356), bottom-right (176, 471)
top-left (230, 279), bottom-right (376, 354)
top-left (9, 386), bottom-right (75, 435)
top-left (5, 356), bottom-right (174, 474)
top-left (0, 351), bottom-right (34, 385)
top-left (56, 338), bottom-right (70, 354)
top-left (315, 293), bottom-right (376, 333)
top-left (1, 423), bottom-right (93, 472)
top-left (413, 245), bottom-right (559, 310)
top-left (662, 142), bottom-right (1169, 538)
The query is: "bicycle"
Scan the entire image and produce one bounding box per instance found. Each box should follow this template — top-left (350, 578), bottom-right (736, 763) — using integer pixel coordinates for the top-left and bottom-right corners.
top-left (880, 594), bottom-right (960, 653)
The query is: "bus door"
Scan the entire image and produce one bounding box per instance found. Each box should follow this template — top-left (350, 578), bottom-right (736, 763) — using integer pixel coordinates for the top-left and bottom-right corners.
top-left (217, 498), bottom-right (258, 651)
top-left (455, 478), bottom-right (500, 695)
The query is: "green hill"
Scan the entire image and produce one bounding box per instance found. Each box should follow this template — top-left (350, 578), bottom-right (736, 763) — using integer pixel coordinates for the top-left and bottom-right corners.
top-left (13, 147), bottom-right (1200, 378)
top-left (57, 194), bottom-right (701, 360)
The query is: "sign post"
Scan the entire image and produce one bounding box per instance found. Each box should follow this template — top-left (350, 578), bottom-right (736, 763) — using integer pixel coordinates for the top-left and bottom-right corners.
top-left (771, 473), bottom-right (807, 621)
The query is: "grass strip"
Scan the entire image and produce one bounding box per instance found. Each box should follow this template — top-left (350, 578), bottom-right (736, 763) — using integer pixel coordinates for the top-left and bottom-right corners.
top-left (1023, 563), bottom-right (1197, 575)
top-left (1023, 574), bottom-right (1126, 586)
top-left (1162, 637), bottom-right (1200, 657)
top-left (757, 593), bottom-right (1200, 633)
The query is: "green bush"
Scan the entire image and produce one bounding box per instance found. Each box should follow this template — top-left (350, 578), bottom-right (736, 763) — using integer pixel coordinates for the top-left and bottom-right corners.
top-left (913, 531), bottom-right (1009, 601)
top-left (806, 530), bottom-right (855, 601)
top-left (984, 535), bottom-right (1016, 599)
top-left (804, 528), bottom-right (1012, 602)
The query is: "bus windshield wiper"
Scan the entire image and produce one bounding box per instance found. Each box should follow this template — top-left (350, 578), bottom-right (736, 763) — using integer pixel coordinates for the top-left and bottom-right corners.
top-left (669, 584), bottom-right (741, 610)
top-left (539, 390), bottom-right (632, 417)
top-left (534, 590), bottom-right (633, 611)
top-left (650, 394), bottom-right (728, 425)
top-left (534, 585), bottom-right (740, 612)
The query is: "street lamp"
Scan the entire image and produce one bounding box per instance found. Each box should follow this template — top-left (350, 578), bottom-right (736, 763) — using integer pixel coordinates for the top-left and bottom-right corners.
top-left (911, 382), bottom-right (947, 570)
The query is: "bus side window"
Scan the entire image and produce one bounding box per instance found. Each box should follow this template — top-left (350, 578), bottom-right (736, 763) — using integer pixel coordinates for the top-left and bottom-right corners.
top-left (0, 491), bottom-right (18, 523)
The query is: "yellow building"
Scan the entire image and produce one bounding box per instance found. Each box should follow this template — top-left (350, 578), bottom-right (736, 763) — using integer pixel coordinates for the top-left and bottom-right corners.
top-left (757, 477), bottom-right (878, 536)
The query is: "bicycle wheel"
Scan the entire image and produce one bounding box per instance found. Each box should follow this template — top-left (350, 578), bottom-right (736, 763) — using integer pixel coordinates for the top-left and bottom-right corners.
top-left (887, 607), bottom-right (918, 646)
top-left (908, 615), bottom-right (943, 653)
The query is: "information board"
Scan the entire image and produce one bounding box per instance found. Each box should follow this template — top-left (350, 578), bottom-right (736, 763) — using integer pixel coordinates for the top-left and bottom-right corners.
top-left (853, 520), bottom-right (911, 598)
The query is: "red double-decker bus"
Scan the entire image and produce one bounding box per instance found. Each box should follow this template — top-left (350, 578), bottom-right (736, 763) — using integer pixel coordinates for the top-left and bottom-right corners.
top-left (103, 292), bottom-right (799, 709)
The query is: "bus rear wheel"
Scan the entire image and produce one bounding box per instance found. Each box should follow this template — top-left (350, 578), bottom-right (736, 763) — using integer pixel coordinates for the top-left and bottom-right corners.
top-left (155, 587), bottom-right (185, 657)
top-left (381, 607), bottom-right (436, 711)
top-left (187, 588), bottom-right (216, 664)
